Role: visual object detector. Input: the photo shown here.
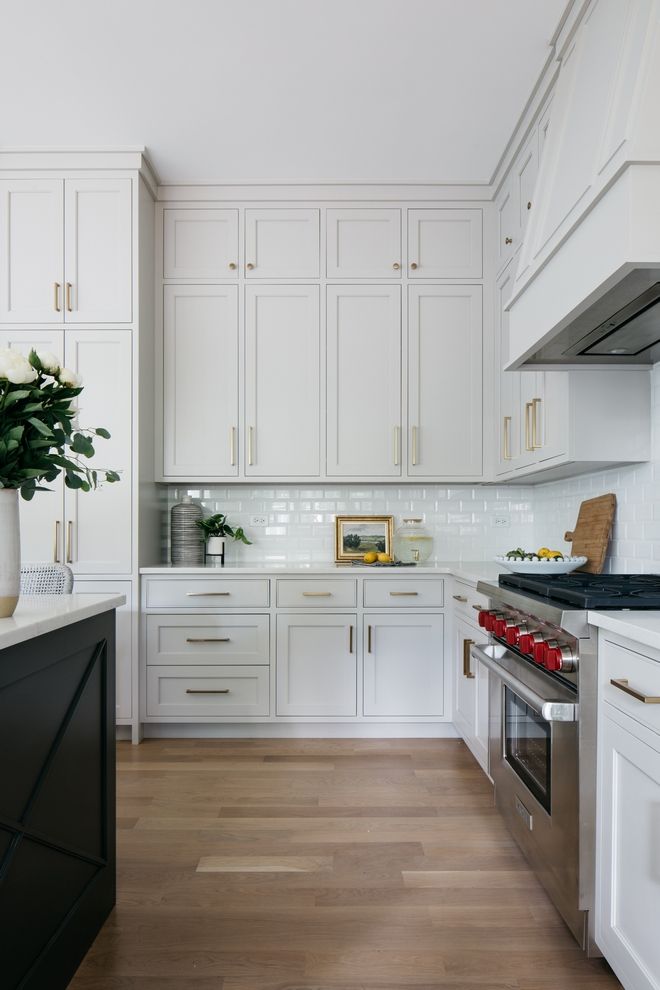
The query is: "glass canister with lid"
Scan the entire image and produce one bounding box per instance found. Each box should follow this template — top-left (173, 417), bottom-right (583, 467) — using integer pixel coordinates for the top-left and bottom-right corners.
top-left (393, 518), bottom-right (434, 564)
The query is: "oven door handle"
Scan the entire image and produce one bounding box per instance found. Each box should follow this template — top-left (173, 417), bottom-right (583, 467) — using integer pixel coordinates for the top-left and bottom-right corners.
top-left (470, 643), bottom-right (577, 723)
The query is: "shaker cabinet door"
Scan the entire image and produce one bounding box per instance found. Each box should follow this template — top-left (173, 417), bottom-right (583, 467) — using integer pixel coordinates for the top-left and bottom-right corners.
top-left (326, 209), bottom-right (402, 278)
top-left (326, 284), bottom-right (401, 477)
top-left (276, 614), bottom-right (357, 716)
top-left (162, 284), bottom-right (239, 478)
top-left (363, 614), bottom-right (444, 717)
top-left (244, 209), bottom-right (320, 278)
top-left (163, 208), bottom-right (239, 278)
top-left (245, 284), bottom-right (320, 476)
top-left (407, 209), bottom-right (482, 279)
top-left (0, 179), bottom-right (64, 323)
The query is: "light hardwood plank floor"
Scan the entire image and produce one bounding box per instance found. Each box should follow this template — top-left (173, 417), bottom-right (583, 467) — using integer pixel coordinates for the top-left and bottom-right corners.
top-left (70, 738), bottom-right (620, 989)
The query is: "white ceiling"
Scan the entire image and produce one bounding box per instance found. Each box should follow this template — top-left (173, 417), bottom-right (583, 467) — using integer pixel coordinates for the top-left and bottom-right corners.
top-left (0, 0), bottom-right (568, 185)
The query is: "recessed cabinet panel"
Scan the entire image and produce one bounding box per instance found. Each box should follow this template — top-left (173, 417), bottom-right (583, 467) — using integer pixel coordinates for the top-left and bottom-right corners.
top-left (146, 614), bottom-right (270, 666)
top-left (326, 209), bottom-right (401, 278)
top-left (363, 614), bottom-right (444, 717)
top-left (408, 285), bottom-right (482, 477)
top-left (496, 181), bottom-right (515, 270)
top-left (496, 265), bottom-right (521, 476)
top-left (76, 579), bottom-right (133, 719)
top-left (245, 285), bottom-right (320, 476)
top-left (326, 285), bottom-right (401, 477)
top-left (163, 209), bottom-right (239, 278)
top-left (515, 131), bottom-right (539, 240)
top-left (0, 180), bottom-right (64, 323)
top-left (163, 284), bottom-right (239, 477)
top-left (147, 665), bottom-right (269, 718)
top-left (64, 178), bottom-right (132, 323)
top-left (244, 209), bottom-right (320, 278)
top-left (276, 614), bottom-right (357, 716)
top-left (408, 209), bottom-right (482, 278)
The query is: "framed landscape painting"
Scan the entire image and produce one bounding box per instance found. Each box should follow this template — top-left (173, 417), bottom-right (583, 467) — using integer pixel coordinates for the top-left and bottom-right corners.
top-left (335, 515), bottom-right (393, 562)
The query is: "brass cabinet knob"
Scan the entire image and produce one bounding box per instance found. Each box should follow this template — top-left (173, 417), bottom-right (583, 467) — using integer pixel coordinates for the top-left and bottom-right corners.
top-left (246, 262), bottom-right (255, 270)
top-left (505, 237), bottom-right (513, 245)
top-left (392, 262), bottom-right (400, 270)
top-left (527, 201), bottom-right (532, 210)
top-left (228, 262), bottom-right (237, 270)
top-left (410, 262), bottom-right (418, 270)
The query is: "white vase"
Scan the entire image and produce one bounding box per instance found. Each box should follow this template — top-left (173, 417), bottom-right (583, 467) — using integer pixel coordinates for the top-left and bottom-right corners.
top-left (206, 536), bottom-right (226, 565)
top-left (0, 489), bottom-right (20, 617)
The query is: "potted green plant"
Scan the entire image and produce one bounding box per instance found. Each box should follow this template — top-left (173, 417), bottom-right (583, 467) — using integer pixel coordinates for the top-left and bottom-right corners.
top-left (195, 513), bottom-right (251, 566)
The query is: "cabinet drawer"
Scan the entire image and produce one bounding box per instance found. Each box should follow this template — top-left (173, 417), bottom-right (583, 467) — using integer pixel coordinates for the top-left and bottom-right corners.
top-left (363, 578), bottom-right (444, 607)
top-left (601, 637), bottom-right (660, 736)
top-left (451, 580), bottom-right (488, 625)
top-left (276, 579), bottom-right (356, 608)
top-left (144, 578), bottom-right (270, 609)
top-left (146, 665), bottom-right (269, 718)
top-left (146, 615), bottom-right (270, 666)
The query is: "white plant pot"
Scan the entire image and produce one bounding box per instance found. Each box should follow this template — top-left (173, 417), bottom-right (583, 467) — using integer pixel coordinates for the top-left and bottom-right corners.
top-left (0, 489), bottom-right (20, 617)
top-left (206, 536), bottom-right (226, 562)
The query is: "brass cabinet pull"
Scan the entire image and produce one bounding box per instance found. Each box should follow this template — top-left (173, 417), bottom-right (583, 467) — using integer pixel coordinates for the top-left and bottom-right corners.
top-left (410, 262), bottom-right (418, 270)
top-left (524, 402), bottom-right (534, 451)
top-left (411, 425), bottom-right (418, 466)
top-left (393, 425), bottom-right (400, 466)
top-left (246, 262), bottom-right (255, 270)
top-left (505, 236), bottom-right (513, 245)
top-left (463, 637), bottom-right (475, 679)
top-left (452, 594), bottom-right (468, 603)
top-left (186, 689), bottom-right (230, 695)
top-left (54, 282), bottom-right (61, 312)
top-left (228, 262), bottom-right (237, 270)
top-left (65, 282), bottom-right (73, 312)
top-left (532, 398), bottom-right (542, 449)
top-left (392, 262), bottom-right (401, 270)
top-left (368, 625), bottom-right (373, 653)
top-left (248, 426), bottom-right (254, 466)
top-left (610, 678), bottom-right (660, 704)
top-left (186, 591), bottom-right (231, 597)
top-left (349, 625), bottom-right (354, 653)
top-left (230, 426), bottom-right (236, 467)
top-left (186, 637), bottom-right (231, 643)
top-left (66, 520), bottom-right (73, 563)
top-left (527, 201), bottom-right (532, 210)
top-left (390, 591), bottom-right (419, 596)
top-left (302, 591), bottom-right (332, 597)
top-left (503, 415), bottom-right (512, 460)
top-left (472, 604), bottom-right (481, 611)
top-left (53, 520), bottom-right (61, 563)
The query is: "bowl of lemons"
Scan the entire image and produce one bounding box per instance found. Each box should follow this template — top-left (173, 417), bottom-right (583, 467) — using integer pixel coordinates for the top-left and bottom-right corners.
top-left (494, 547), bottom-right (588, 575)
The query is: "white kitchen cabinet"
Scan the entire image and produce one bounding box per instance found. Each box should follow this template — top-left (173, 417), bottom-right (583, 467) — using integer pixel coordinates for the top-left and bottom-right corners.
top-left (326, 209), bottom-right (402, 278)
top-left (363, 613), bottom-right (444, 717)
top-left (162, 284), bottom-right (239, 478)
top-left (244, 209), bottom-right (320, 278)
top-left (163, 208), bottom-right (239, 278)
top-left (76, 579), bottom-right (133, 720)
top-left (245, 284), bottom-right (320, 476)
top-left (597, 634), bottom-right (660, 990)
top-left (326, 285), bottom-right (401, 477)
top-left (496, 264), bottom-right (522, 476)
top-left (407, 209), bottom-right (482, 279)
top-left (276, 613), bottom-right (357, 716)
top-left (0, 180), bottom-right (63, 323)
top-left (513, 130), bottom-right (538, 244)
top-left (495, 179), bottom-right (515, 272)
top-left (408, 285), bottom-right (482, 478)
top-left (452, 586), bottom-right (489, 773)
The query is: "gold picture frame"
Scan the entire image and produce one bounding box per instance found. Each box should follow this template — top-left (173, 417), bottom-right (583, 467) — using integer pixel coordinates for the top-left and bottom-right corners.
top-left (334, 515), bottom-right (394, 563)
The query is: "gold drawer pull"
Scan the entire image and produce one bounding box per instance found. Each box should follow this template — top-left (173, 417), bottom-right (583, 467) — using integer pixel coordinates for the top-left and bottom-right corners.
top-left (503, 415), bottom-right (512, 460)
top-left (302, 591), bottom-right (332, 597)
top-left (472, 604), bottom-right (481, 611)
top-left (610, 678), bottom-right (660, 704)
top-left (66, 282), bottom-right (73, 312)
top-left (186, 591), bottom-right (231, 596)
top-left (389, 591), bottom-right (419, 596)
top-left (53, 520), bottom-right (61, 563)
top-left (452, 594), bottom-right (468, 603)
top-left (186, 689), bottom-right (230, 695)
top-left (186, 637), bottom-right (231, 643)
top-left (463, 638), bottom-right (475, 679)
top-left (53, 282), bottom-right (61, 312)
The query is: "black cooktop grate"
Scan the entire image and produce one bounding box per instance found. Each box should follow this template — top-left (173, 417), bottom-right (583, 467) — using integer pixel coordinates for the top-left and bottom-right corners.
top-left (498, 572), bottom-right (660, 608)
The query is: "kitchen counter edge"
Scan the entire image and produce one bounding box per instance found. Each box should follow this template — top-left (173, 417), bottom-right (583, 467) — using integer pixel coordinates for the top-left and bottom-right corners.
top-left (0, 593), bottom-right (126, 652)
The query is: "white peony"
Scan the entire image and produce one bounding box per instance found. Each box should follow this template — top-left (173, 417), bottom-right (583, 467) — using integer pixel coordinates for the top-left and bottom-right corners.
top-left (37, 350), bottom-right (61, 374)
top-left (0, 348), bottom-right (38, 384)
top-left (58, 367), bottom-right (83, 388)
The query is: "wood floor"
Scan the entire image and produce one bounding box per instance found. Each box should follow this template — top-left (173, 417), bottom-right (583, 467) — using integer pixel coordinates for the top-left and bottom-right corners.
top-left (70, 738), bottom-right (621, 990)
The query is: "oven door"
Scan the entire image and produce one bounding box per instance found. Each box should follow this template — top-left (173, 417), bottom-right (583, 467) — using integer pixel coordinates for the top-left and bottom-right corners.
top-left (470, 642), bottom-right (586, 948)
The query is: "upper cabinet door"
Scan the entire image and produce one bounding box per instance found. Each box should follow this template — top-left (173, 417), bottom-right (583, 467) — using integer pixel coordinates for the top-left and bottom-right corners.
top-left (408, 285), bottom-right (483, 478)
top-left (162, 285), bottom-right (239, 478)
top-left (495, 182), bottom-right (515, 272)
top-left (326, 209), bottom-right (402, 278)
top-left (0, 180), bottom-right (64, 323)
top-left (407, 209), bottom-right (482, 279)
top-left (245, 285), bottom-right (320, 476)
top-left (244, 209), bottom-right (320, 278)
top-left (326, 285), bottom-right (401, 477)
top-left (163, 208), bottom-right (239, 278)
top-left (64, 178), bottom-right (132, 323)
top-left (514, 131), bottom-right (539, 242)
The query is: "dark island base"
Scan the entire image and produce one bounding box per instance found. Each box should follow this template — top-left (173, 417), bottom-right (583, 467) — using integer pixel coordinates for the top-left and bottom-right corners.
top-left (0, 611), bottom-right (116, 990)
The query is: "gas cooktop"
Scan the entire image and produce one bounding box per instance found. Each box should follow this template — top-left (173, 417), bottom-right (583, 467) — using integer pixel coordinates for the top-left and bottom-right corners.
top-left (498, 572), bottom-right (660, 609)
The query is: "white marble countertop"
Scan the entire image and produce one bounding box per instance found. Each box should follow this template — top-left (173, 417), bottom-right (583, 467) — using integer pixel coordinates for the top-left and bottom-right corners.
top-left (140, 560), bottom-right (504, 588)
top-left (588, 609), bottom-right (660, 654)
top-left (0, 593), bottom-right (126, 652)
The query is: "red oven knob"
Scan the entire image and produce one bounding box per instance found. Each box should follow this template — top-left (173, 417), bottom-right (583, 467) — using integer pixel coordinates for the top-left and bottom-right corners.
top-left (477, 609), bottom-right (490, 629)
top-left (544, 646), bottom-right (562, 672)
top-left (493, 617), bottom-right (508, 637)
top-left (505, 625), bottom-right (520, 646)
top-left (533, 640), bottom-right (548, 664)
top-left (519, 632), bottom-right (535, 654)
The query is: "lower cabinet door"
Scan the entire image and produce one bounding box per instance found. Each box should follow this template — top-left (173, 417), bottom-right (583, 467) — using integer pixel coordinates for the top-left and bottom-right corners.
top-left (453, 614), bottom-right (477, 736)
top-left (147, 665), bottom-right (270, 718)
top-left (276, 614), bottom-right (357, 716)
top-left (74, 579), bottom-right (133, 721)
top-left (596, 704), bottom-right (660, 990)
top-left (363, 613), bottom-right (444, 717)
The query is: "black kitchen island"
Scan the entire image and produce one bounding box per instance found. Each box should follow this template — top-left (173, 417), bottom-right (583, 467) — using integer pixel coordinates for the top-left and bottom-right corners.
top-left (0, 593), bottom-right (124, 990)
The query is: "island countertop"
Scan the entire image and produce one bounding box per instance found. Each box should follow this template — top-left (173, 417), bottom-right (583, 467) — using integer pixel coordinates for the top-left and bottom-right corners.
top-left (0, 593), bottom-right (126, 652)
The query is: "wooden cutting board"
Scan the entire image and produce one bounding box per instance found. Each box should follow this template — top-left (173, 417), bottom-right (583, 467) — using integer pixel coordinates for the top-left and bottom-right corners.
top-left (564, 493), bottom-right (617, 574)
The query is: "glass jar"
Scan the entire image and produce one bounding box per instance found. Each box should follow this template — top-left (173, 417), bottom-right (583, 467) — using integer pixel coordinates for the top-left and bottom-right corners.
top-left (393, 518), bottom-right (433, 564)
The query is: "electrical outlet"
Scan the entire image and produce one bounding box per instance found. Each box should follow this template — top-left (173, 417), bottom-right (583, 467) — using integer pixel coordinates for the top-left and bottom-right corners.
top-left (493, 514), bottom-right (511, 529)
top-left (250, 515), bottom-right (267, 527)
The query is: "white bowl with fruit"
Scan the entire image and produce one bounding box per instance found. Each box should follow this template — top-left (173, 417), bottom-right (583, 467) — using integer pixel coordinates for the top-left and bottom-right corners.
top-left (495, 547), bottom-right (588, 575)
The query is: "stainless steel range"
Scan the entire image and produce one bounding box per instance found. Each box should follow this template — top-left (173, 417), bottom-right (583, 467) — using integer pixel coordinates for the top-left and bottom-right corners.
top-left (474, 572), bottom-right (660, 955)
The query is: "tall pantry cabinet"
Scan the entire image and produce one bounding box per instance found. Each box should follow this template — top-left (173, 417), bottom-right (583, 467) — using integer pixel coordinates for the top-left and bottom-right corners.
top-left (0, 151), bottom-right (161, 743)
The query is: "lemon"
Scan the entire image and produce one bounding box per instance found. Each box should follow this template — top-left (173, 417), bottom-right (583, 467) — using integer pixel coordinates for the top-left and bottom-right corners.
top-left (377, 552), bottom-right (392, 563)
top-left (363, 551), bottom-right (378, 564)
top-left (537, 547), bottom-right (550, 557)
